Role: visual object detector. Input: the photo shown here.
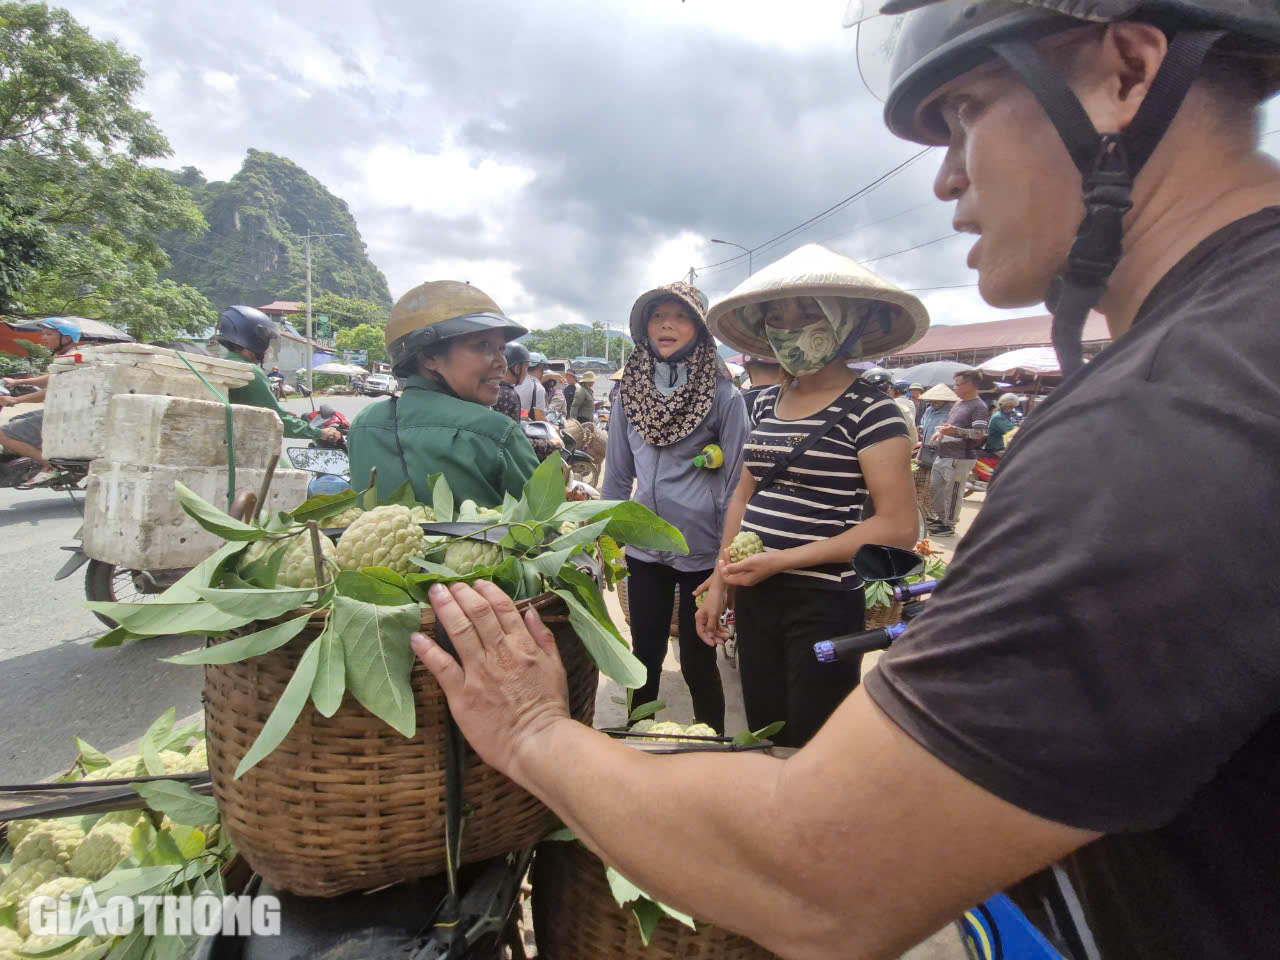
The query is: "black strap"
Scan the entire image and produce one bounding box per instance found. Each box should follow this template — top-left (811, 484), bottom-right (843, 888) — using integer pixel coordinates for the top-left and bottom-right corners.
top-left (755, 386), bottom-right (863, 493)
top-left (388, 394), bottom-right (411, 487)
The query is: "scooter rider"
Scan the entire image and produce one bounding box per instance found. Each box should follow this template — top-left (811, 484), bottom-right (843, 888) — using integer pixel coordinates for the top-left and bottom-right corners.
top-left (214, 306), bottom-right (340, 445)
top-left (0, 318), bottom-right (84, 484)
top-left (404, 3), bottom-right (1280, 958)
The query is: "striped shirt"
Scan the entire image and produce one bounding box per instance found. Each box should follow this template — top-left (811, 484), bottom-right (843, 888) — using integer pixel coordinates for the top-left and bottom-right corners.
top-left (743, 382), bottom-right (909, 590)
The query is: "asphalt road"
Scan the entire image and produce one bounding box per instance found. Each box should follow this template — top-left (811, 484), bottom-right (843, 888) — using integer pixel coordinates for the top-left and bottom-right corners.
top-left (0, 393), bottom-right (380, 785)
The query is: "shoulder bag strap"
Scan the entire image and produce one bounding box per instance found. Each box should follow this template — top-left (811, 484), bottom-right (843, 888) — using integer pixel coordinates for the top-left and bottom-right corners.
top-left (755, 387), bottom-right (863, 493)
top-left (388, 394), bottom-right (411, 485)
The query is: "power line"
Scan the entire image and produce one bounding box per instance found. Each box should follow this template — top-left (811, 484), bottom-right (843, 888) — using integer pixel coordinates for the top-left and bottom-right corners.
top-left (166, 245), bottom-right (261, 281)
top-left (905, 282), bottom-right (979, 292)
top-left (859, 232), bottom-right (962, 265)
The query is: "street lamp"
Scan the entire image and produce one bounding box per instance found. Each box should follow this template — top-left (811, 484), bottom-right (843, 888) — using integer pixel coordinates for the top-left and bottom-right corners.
top-left (303, 232), bottom-right (345, 394)
top-left (710, 238), bottom-right (752, 275)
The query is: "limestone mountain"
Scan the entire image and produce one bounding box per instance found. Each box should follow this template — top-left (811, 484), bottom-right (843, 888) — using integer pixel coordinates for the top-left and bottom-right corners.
top-left (159, 150), bottom-right (391, 310)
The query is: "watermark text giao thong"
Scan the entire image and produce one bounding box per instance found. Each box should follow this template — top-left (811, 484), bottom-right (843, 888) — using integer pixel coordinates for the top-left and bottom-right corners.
top-left (28, 888), bottom-right (281, 938)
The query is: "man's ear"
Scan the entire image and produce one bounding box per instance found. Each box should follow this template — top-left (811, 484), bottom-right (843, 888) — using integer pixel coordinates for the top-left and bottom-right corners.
top-left (1077, 22), bottom-right (1170, 132)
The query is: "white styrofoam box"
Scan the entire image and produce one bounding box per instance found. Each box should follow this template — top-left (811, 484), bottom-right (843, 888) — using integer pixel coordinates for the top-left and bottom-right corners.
top-left (82, 462), bottom-right (312, 570)
top-left (44, 365), bottom-right (216, 461)
top-left (105, 395), bottom-right (283, 469)
top-left (49, 344), bottom-right (255, 389)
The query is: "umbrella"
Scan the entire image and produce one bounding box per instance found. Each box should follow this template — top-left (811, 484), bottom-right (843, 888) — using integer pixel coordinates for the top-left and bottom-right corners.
top-left (312, 362), bottom-right (368, 376)
top-left (899, 360), bottom-right (976, 388)
top-left (979, 347), bottom-right (1061, 377)
top-left (7, 317), bottom-right (133, 343)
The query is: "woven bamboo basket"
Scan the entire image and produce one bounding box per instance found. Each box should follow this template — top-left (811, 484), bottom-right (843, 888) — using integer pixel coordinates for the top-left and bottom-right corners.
top-left (616, 576), bottom-right (681, 639)
top-left (531, 840), bottom-right (779, 960)
top-left (864, 599), bottom-right (904, 630)
top-left (913, 464), bottom-right (934, 518)
top-left (203, 593), bottom-right (598, 898)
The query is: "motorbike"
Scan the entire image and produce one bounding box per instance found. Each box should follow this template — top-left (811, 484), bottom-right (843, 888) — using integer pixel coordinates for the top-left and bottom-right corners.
top-left (522, 419), bottom-right (596, 480)
top-left (304, 409), bottom-right (351, 450)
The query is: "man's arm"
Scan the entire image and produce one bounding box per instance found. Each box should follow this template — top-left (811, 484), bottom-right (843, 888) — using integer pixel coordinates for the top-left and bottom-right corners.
top-left (414, 582), bottom-right (1097, 960)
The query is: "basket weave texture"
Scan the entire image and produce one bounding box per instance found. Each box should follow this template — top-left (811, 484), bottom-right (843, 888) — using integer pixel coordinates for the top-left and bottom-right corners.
top-left (532, 840), bottom-right (779, 960)
top-left (616, 575), bottom-right (681, 639)
top-left (204, 594), bottom-right (598, 898)
top-left (864, 599), bottom-right (904, 631)
top-left (913, 465), bottom-right (935, 518)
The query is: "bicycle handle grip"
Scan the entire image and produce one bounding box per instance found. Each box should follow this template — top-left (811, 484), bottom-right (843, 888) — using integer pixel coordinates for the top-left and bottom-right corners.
top-left (813, 622), bottom-right (908, 664)
top-left (892, 579), bottom-right (939, 602)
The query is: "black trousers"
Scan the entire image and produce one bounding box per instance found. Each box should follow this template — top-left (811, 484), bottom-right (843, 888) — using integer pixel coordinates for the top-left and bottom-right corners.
top-left (625, 556), bottom-right (725, 733)
top-left (735, 578), bottom-right (864, 748)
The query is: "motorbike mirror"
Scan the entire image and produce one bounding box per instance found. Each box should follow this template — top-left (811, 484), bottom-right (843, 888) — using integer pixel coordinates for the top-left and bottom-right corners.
top-left (285, 446), bottom-right (350, 477)
top-left (852, 544), bottom-right (925, 583)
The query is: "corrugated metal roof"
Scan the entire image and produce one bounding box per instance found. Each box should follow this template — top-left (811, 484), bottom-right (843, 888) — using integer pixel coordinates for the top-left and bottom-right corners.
top-left (259, 300), bottom-right (304, 314)
top-left (891, 312), bottom-right (1110, 358)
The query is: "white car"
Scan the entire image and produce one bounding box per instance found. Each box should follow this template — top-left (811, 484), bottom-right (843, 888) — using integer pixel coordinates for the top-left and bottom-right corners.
top-left (362, 373), bottom-right (398, 396)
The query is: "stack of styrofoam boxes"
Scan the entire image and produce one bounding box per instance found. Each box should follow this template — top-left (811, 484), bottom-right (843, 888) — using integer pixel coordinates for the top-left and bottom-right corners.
top-left (45, 345), bottom-right (312, 571)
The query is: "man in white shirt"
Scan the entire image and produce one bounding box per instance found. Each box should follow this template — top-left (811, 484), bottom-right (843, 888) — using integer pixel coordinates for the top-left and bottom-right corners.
top-left (889, 380), bottom-right (920, 445)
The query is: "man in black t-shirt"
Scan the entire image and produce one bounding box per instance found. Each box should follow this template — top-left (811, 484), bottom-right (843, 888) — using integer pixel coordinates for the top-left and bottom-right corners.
top-left (398, 6), bottom-right (1280, 959)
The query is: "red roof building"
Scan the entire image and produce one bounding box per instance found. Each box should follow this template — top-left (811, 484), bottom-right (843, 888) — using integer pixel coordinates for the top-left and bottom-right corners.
top-left (885, 312), bottom-right (1111, 367)
top-left (258, 301), bottom-right (305, 317)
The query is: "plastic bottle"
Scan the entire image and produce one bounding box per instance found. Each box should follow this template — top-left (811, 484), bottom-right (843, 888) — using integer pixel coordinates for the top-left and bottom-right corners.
top-left (692, 444), bottom-right (723, 470)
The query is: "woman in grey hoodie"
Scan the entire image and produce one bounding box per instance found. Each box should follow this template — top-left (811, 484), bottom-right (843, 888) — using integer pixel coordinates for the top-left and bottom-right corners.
top-left (603, 281), bottom-right (749, 733)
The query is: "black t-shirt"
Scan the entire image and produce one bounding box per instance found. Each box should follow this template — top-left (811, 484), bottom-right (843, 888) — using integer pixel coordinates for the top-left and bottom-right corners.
top-left (494, 381), bottom-right (521, 423)
top-left (865, 209), bottom-right (1280, 959)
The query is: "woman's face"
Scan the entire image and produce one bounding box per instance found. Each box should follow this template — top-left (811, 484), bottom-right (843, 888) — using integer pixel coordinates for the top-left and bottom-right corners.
top-left (420, 330), bottom-right (507, 405)
top-left (761, 296), bottom-right (826, 331)
top-left (929, 400), bottom-right (947, 410)
top-left (647, 299), bottom-right (698, 359)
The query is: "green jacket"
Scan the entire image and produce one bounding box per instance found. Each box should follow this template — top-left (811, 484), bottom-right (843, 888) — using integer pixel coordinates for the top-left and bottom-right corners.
top-left (221, 351), bottom-right (323, 441)
top-left (348, 375), bottom-right (539, 507)
top-left (568, 382), bottom-right (595, 422)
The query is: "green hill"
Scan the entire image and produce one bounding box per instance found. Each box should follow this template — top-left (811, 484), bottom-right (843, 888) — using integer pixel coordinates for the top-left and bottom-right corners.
top-left (159, 150), bottom-right (391, 310)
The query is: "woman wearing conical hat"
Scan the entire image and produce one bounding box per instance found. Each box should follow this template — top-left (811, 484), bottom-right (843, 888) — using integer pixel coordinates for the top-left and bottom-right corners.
top-left (698, 244), bottom-right (928, 747)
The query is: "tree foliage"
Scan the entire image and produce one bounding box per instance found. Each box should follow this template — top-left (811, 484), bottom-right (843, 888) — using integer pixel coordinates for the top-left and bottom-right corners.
top-left (521, 322), bottom-right (633, 366)
top-left (159, 150), bottom-right (392, 310)
top-left (0, 2), bottom-right (215, 338)
top-left (335, 323), bottom-right (388, 363)
top-left (311, 292), bottom-right (388, 331)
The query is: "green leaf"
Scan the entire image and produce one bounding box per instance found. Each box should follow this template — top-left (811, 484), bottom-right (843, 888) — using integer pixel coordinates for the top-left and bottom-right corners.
top-left (311, 617), bottom-right (346, 717)
top-left (731, 720), bottom-right (786, 747)
top-left (104, 926), bottom-right (145, 960)
top-left (0, 904), bottom-right (16, 931)
top-left (490, 556), bottom-right (523, 597)
top-left (520, 559), bottom-right (543, 600)
top-left (165, 825), bottom-right (207, 861)
top-left (550, 498), bottom-right (625, 525)
top-left (19, 936), bottom-right (100, 958)
top-left (551, 589), bottom-right (646, 688)
top-left (237, 541), bottom-right (290, 590)
top-left (383, 479), bottom-right (419, 508)
top-left (522, 451), bottom-right (566, 521)
top-left (500, 492), bottom-right (520, 520)
top-left (542, 827), bottom-right (577, 842)
top-left (628, 700), bottom-right (664, 723)
top-left (432, 474), bottom-right (454, 523)
top-left (598, 534), bottom-right (627, 586)
top-left (531, 545), bottom-right (576, 578)
top-left (161, 613), bottom-right (312, 666)
top-left (140, 709), bottom-right (175, 776)
top-left (234, 637), bottom-right (322, 779)
top-left (336, 570), bottom-right (415, 605)
top-left (503, 524), bottom-right (538, 552)
top-left (631, 900), bottom-right (663, 947)
top-left (289, 489), bottom-right (358, 524)
top-left (362, 567), bottom-right (413, 592)
top-left (592, 502), bottom-right (688, 554)
top-left (408, 558), bottom-right (463, 577)
top-left (173, 481), bottom-right (266, 542)
top-left (555, 566), bottom-right (624, 643)
top-left (359, 484), bottom-right (379, 510)
top-left (74, 738), bottom-right (111, 772)
top-left (159, 723), bottom-right (203, 753)
top-left (196, 586), bottom-right (320, 619)
top-left (542, 518), bottom-right (611, 562)
top-left (83, 600), bottom-right (262, 637)
top-left (143, 828), bottom-right (186, 868)
top-left (656, 899), bottom-right (696, 929)
top-left (131, 780), bottom-right (219, 827)
top-left (333, 597), bottom-right (420, 738)
top-left (91, 625), bottom-right (148, 648)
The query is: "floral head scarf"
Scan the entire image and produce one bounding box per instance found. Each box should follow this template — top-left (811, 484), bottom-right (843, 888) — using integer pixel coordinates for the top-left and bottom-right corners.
top-left (740, 296), bottom-right (877, 377)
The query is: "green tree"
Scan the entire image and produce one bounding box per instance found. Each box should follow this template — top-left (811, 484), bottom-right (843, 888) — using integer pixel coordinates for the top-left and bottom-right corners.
top-left (0, 2), bottom-right (214, 337)
top-left (310, 292), bottom-right (388, 331)
top-left (522, 322), bottom-right (632, 366)
top-left (335, 323), bottom-right (388, 364)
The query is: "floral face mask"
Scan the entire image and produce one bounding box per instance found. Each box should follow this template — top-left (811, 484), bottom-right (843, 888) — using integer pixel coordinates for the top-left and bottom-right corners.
top-left (765, 319), bottom-right (843, 377)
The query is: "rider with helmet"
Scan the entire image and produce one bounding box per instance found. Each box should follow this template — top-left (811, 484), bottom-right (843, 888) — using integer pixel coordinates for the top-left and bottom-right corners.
top-left (347, 281), bottom-right (538, 506)
top-left (522, 351), bottom-right (549, 420)
top-left (888, 378), bottom-right (920, 445)
top-left (0, 318), bottom-right (84, 483)
top-left (215, 306), bottom-right (340, 445)
top-left (495, 341), bottom-right (530, 423)
top-left (405, 3), bottom-right (1280, 957)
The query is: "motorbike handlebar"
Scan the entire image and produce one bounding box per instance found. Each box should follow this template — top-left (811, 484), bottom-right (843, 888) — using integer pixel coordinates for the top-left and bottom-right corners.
top-left (813, 621), bottom-right (909, 664)
top-left (892, 579), bottom-right (939, 602)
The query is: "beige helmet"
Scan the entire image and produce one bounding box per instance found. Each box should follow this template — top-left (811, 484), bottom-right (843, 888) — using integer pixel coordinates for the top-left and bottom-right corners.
top-left (385, 281), bottom-right (526, 377)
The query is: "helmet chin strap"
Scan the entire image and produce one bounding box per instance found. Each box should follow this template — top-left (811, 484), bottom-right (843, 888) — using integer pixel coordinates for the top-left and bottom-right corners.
top-left (991, 27), bottom-right (1226, 376)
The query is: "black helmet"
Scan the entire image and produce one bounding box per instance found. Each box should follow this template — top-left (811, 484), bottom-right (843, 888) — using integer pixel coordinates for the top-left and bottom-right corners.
top-left (387, 282), bottom-right (527, 377)
top-left (217, 306), bottom-right (279, 361)
top-left (857, 0), bottom-right (1280, 374)
top-left (862, 370), bottom-right (893, 389)
top-left (504, 342), bottom-right (532, 369)
top-left (318, 403), bottom-right (336, 419)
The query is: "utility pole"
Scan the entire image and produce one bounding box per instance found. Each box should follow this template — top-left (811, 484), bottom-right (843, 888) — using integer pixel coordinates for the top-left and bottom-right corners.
top-left (303, 231), bottom-right (345, 393)
top-left (710, 238), bottom-right (752, 276)
top-left (686, 267), bottom-right (697, 284)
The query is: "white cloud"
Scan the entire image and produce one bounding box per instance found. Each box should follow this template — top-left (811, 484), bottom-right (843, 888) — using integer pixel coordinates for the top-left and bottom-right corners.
top-left (201, 70), bottom-right (238, 95)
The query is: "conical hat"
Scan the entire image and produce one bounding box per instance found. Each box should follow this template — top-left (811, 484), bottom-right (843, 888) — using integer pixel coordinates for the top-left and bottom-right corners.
top-left (705, 243), bottom-right (929, 360)
top-left (919, 383), bottom-right (960, 402)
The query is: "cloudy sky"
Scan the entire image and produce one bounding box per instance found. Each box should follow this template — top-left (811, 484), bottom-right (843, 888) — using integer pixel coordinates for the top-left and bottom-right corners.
top-left (70, 0), bottom-right (1280, 335)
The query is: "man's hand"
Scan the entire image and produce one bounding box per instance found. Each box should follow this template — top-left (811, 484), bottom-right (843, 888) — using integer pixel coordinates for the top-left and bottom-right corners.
top-left (320, 426), bottom-right (341, 444)
top-left (412, 580), bottom-right (572, 778)
top-left (0, 395), bottom-right (17, 408)
top-left (693, 571), bottom-right (730, 645)
top-left (936, 423), bottom-right (959, 437)
top-left (720, 548), bottom-right (786, 588)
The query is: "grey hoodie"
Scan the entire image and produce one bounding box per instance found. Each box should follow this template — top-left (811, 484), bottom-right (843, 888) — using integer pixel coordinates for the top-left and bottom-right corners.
top-left (602, 378), bottom-right (749, 571)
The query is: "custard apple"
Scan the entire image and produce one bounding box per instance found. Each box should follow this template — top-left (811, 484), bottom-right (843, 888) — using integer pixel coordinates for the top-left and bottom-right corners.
top-left (83, 754), bottom-right (143, 782)
top-left (68, 823), bottom-right (133, 881)
top-left (17, 877), bottom-right (90, 937)
top-left (0, 928), bottom-right (20, 960)
top-left (684, 723), bottom-right (718, 737)
top-left (240, 532), bottom-right (336, 588)
top-left (335, 505), bottom-right (427, 576)
top-left (177, 741), bottom-right (207, 773)
top-left (630, 719), bottom-right (655, 734)
top-left (19, 934), bottom-right (109, 960)
top-left (329, 506), bottom-right (364, 528)
top-left (457, 500), bottom-right (501, 522)
top-left (443, 540), bottom-right (503, 576)
top-left (408, 505), bottom-right (435, 523)
top-left (559, 521), bottom-right (578, 537)
top-left (729, 531), bottom-right (764, 563)
top-left (643, 721), bottom-right (688, 742)
top-left (0, 861), bottom-right (64, 910)
top-left (12, 821), bottom-right (83, 869)
top-left (91, 809), bottom-right (144, 831)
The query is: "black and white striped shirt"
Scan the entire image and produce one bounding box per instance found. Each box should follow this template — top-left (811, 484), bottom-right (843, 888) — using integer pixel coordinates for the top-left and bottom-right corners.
top-left (743, 382), bottom-right (909, 590)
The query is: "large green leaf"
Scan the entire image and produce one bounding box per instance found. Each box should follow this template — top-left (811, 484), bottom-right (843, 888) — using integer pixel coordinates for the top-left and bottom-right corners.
top-left (139, 709), bottom-right (175, 776)
top-left (592, 502), bottom-right (688, 554)
top-left (522, 451), bottom-right (565, 521)
top-left (311, 618), bottom-right (346, 717)
top-left (91, 625), bottom-right (149, 648)
top-left (332, 597), bottom-right (420, 738)
top-left (550, 499), bottom-right (624, 525)
top-left (432, 474), bottom-right (454, 523)
top-left (173, 481), bottom-right (267, 542)
top-left (541, 517), bottom-right (611, 560)
top-left (73, 737), bottom-right (111, 773)
top-left (161, 613), bottom-right (312, 666)
top-left (336, 570), bottom-right (414, 605)
top-left (196, 586), bottom-right (319, 619)
top-left (157, 541), bottom-right (252, 603)
top-left (383, 479), bottom-right (419, 508)
top-left (234, 637), bottom-right (322, 779)
top-left (288, 489), bottom-right (358, 524)
top-left (500, 492), bottom-right (520, 521)
top-left (550, 589), bottom-right (646, 688)
top-left (160, 723), bottom-right (204, 752)
top-left (84, 600), bottom-right (261, 637)
top-left (731, 721), bottom-right (786, 746)
top-left (131, 781), bottom-right (219, 827)
top-left (237, 541), bottom-right (290, 590)
top-left (555, 566), bottom-right (624, 643)
top-left (631, 899), bottom-right (664, 947)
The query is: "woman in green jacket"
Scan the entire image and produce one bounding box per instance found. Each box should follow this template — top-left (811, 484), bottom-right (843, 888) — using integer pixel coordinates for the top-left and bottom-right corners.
top-left (348, 281), bottom-right (539, 507)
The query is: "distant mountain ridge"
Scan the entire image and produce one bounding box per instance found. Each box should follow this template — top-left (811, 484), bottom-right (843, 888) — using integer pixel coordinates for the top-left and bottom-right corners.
top-left (158, 150), bottom-right (391, 310)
